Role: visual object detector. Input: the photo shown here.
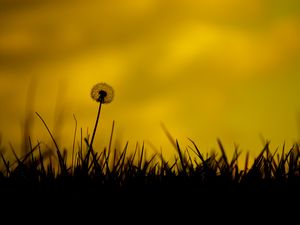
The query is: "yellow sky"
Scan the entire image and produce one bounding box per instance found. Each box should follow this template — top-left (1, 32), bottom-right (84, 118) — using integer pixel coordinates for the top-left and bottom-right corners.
top-left (0, 0), bottom-right (300, 161)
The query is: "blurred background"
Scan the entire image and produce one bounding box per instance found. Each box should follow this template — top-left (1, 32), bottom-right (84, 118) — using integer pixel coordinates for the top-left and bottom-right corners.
top-left (0, 0), bottom-right (300, 161)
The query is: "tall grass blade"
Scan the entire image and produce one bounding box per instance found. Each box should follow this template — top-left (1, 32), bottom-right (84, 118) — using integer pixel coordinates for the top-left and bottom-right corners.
top-left (35, 112), bottom-right (66, 174)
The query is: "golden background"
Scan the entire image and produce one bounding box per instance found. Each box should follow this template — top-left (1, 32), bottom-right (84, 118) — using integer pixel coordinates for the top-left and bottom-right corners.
top-left (0, 0), bottom-right (300, 161)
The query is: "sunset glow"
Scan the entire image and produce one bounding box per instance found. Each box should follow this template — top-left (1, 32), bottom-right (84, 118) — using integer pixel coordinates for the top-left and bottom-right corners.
top-left (0, 0), bottom-right (300, 161)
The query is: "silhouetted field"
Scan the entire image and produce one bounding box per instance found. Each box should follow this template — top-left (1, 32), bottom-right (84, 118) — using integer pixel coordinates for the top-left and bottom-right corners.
top-left (0, 130), bottom-right (299, 222)
top-left (1, 81), bottom-right (299, 221)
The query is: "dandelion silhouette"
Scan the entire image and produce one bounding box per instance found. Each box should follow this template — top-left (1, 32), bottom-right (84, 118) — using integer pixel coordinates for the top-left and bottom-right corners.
top-left (89, 82), bottom-right (114, 150)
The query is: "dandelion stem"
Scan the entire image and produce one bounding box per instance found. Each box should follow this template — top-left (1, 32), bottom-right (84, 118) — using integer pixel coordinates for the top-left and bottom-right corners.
top-left (89, 101), bottom-right (103, 150)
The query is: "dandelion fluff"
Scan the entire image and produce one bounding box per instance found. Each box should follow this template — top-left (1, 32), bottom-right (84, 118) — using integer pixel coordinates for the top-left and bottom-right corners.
top-left (91, 82), bottom-right (114, 104)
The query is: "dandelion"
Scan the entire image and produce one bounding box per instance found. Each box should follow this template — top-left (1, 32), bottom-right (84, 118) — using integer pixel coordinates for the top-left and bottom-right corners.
top-left (89, 82), bottom-right (114, 150)
top-left (91, 83), bottom-right (114, 104)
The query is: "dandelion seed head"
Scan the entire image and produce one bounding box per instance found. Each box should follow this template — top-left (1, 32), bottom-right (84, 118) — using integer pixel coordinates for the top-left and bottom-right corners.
top-left (91, 82), bottom-right (114, 103)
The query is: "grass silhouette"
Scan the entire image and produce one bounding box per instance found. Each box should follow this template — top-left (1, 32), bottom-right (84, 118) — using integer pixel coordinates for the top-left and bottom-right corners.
top-left (0, 83), bottom-right (299, 222)
top-left (0, 116), bottom-right (299, 222)
top-left (1, 117), bottom-right (299, 191)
